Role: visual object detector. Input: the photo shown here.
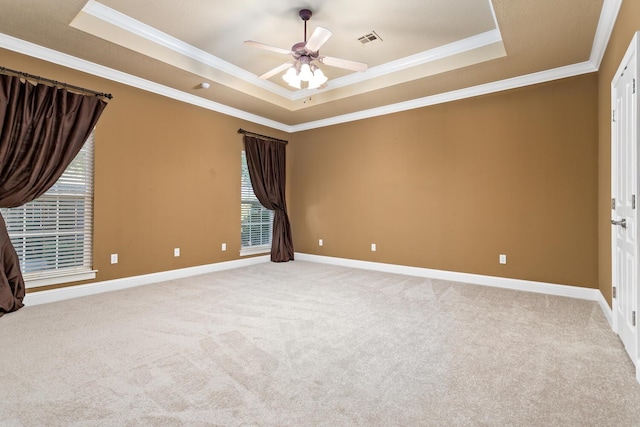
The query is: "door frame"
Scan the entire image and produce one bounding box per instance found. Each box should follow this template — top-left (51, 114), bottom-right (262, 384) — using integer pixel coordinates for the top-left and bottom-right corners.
top-left (611, 31), bottom-right (640, 383)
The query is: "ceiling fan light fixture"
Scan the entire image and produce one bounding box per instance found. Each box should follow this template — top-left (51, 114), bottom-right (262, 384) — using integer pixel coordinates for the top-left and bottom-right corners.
top-left (299, 63), bottom-right (313, 82)
top-left (283, 63), bottom-right (328, 90)
top-left (248, 8), bottom-right (368, 90)
top-left (283, 66), bottom-right (297, 80)
top-left (307, 66), bottom-right (327, 89)
top-left (313, 67), bottom-right (327, 85)
top-left (283, 66), bottom-right (301, 88)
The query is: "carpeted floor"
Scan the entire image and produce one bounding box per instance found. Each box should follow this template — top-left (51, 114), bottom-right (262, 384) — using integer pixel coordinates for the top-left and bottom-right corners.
top-left (0, 261), bottom-right (639, 426)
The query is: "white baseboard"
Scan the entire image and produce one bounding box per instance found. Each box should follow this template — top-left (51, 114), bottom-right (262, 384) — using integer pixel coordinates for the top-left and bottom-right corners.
top-left (22, 251), bottom-right (624, 379)
top-left (294, 253), bottom-right (605, 303)
top-left (596, 291), bottom-right (613, 327)
top-left (23, 255), bottom-right (270, 307)
top-left (296, 253), bottom-right (628, 381)
top-left (24, 251), bottom-right (611, 324)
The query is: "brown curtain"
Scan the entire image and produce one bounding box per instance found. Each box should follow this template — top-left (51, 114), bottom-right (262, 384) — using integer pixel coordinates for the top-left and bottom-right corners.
top-left (243, 135), bottom-right (294, 262)
top-left (0, 74), bottom-right (107, 316)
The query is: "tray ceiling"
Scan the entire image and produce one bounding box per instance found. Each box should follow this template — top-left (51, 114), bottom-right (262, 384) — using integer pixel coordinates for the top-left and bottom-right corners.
top-left (0, 0), bottom-right (612, 130)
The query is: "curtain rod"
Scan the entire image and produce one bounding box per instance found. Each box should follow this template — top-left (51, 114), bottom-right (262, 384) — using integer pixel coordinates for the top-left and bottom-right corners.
top-left (0, 66), bottom-right (113, 100)
top-left (238, 128), bottom-right (288, 144)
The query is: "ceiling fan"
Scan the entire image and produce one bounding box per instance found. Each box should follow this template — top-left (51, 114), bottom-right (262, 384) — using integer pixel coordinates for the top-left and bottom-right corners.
top-left (244, 9), bottom-right (368, 89)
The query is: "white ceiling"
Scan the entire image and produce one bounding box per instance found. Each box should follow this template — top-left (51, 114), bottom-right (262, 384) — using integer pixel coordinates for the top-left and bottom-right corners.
top-left (0, 0), bottom-right (616, 131)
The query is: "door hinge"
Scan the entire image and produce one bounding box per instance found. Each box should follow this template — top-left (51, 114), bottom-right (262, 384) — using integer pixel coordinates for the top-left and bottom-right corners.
top-left (612, 198), bottom-right (616, 209)
top-left (613, 286), bottom-right (617, 298)
top-left (633, 311), bottom-right (636, 327)
top-left (633, 195), bottom-right (636, 209)
top-left (613, 110), bottom-right (616, 122)
top-left (634, 78), bottom-right (636, 94)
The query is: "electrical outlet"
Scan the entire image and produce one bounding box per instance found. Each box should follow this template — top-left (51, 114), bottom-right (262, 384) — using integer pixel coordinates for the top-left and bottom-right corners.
top-left (110, 253), bottom-right (118, 264)
top-left (319, 239), bottom-right (323, 246)
top-left (174, 247), bottom-right (180, 257)
top-left (371, 243), bottom-right (377, 252)
top-left (221, 243), bottom-right (227, 251)
top-left (499, 254), bottom-right (507, 264)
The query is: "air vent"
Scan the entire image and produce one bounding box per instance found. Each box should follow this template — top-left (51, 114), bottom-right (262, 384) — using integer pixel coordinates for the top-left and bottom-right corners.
top-left (358, 31), bottom-right (382, 44)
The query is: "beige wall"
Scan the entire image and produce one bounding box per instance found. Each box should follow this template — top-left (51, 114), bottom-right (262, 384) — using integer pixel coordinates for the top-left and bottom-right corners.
top-left (2, 37), bottom-right (602, 293)
top-left (598, 1), bottom-right (640, 307)
top-left (0, 48), bottom-right (290, 290)
top-left (289, 75), bottom-right (599, 288)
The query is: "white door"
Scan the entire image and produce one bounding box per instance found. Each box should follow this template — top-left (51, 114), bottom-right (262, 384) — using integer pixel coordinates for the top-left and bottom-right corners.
top-left (612, 34), bottom-right (639, 376)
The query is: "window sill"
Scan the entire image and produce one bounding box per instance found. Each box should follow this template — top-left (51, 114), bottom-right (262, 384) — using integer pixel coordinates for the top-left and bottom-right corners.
top-left (240, 245), bottom-right (271, 257)
top-left (25, 270), bottom-right (97, 289)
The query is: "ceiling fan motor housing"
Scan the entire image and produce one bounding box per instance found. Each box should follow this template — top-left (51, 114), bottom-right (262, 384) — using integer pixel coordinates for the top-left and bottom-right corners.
top-left (291, 42), bottom-right (319, 60)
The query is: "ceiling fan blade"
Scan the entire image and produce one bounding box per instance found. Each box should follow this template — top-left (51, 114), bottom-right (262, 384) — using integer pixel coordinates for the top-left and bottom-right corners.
top-left (244, 40), bottom-right (291, 55)
top-left (318, 56), bottom-right (368, 72)
top-left (305, 27), bottom-right (332, 53)
top-left (259, 62), bottom-right (294, 80)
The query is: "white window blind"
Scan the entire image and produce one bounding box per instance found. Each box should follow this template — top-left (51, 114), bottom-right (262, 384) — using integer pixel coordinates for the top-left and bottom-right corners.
top-left (241, 151), bottom-right (273, 255)
top-left (0, 131), bottom-right (95, 286)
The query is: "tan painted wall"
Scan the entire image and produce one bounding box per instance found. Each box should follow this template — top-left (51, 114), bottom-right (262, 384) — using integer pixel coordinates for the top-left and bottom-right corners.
top-left (598, 1), bottom-right (640, 307)
top-left (0, 49), bottom-right (290, 291)
top-left (290, 75), bottom-right (599, 288)
top-left (2, 46), bottom-right (600, 293)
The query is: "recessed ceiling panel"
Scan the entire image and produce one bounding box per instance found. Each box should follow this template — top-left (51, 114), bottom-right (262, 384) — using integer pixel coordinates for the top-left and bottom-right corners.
top-left (0, 0), bottom-right (606, 126)
top-left (70, 0), bottom-right (504, 110)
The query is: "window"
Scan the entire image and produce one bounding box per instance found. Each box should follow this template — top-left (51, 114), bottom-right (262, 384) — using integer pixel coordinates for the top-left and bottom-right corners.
top-left (0, 131), bottom-right (96, 287)
top-left (240, 151), bottom-right (273, 255)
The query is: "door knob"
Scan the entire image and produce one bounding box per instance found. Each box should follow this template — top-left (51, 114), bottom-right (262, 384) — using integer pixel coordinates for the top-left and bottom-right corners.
top-left (611, 218), bottom-right (627, 228)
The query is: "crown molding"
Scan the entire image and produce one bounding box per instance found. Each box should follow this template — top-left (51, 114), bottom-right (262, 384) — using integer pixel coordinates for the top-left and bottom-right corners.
top-left (75, 0), bottom-right (504, 105)
top-left (291, 29), bottom-right (503, 100)
top-left (590, 0), bottom-right (623, 69)
top-left (0, 0), bottom-right (619, 134)
top-left (76, 0), bottom-right (293, 100)
top-left (0, 33), bottom-right (292, 132)
top-left (290, 61), bottom-right (598, 132)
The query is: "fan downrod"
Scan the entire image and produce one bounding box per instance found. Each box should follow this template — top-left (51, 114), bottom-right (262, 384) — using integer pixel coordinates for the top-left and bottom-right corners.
top-left (299, 9), bottom-right (313, 43)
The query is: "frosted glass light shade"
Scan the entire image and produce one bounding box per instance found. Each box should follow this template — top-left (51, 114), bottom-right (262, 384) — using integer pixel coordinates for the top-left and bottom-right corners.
top-left (313, 68), bottom-right (328, 85)
top-left (299, 63), bottom-right (313, 82)
top-left (282, 62), bottom-right (328, 90)
top-left (282, 67), bottom-right (301, 88)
